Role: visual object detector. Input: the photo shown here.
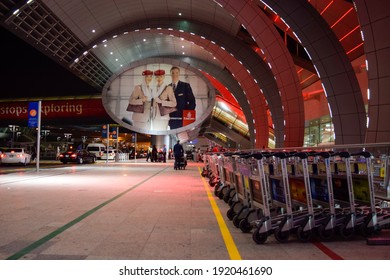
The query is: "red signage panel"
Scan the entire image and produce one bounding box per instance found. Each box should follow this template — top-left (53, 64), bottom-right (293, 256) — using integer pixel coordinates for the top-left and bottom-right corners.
top-left (0, 99), bottom-right (108, 123)
top-left (182, 109), bottom-right (196, 126)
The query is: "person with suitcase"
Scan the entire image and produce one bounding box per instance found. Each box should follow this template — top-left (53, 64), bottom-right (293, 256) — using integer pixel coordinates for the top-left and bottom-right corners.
top-left (173, 140), bottom-right (184, 170)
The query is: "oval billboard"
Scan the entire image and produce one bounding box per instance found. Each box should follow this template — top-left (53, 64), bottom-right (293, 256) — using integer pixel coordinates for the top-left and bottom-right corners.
top-left (102, 64), bottom-right (215, 135)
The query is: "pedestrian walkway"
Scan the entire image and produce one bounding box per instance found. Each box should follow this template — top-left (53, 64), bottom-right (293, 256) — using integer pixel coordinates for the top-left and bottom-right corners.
top-left (0, 161), bottom-right (389, 260)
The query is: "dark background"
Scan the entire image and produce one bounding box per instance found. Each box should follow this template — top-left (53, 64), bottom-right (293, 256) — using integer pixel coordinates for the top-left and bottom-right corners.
top-left (0, 27), bottom-right (98, 99)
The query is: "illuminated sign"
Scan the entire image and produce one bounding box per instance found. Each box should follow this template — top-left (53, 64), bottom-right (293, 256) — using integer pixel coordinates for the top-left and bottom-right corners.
top-left (0, 99), bottom-right (108, 124)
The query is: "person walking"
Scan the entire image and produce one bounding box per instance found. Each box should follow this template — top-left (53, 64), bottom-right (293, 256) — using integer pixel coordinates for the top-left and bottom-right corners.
top-left (151, 144), bottom-right (158, 162)
top-left (146, 145), bottom-right (152, 162)
top-left (162, 144), bottom-right (167, 163)
top-left (173, 140), bottom-right (184, 170)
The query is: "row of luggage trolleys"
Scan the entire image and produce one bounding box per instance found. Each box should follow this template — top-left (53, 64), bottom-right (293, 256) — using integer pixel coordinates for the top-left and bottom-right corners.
top-left (202, 150), bottom-right (390, 244)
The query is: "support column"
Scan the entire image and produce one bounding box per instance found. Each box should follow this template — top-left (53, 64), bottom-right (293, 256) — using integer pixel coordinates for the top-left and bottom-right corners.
top-left (151, 135), bottom-right (170, 150)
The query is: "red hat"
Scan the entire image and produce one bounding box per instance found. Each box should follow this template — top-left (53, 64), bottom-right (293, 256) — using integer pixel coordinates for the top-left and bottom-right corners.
top-left (142, 70), bottom-right (153, 76)
top-left (154, 69), bottom-right (165, 76)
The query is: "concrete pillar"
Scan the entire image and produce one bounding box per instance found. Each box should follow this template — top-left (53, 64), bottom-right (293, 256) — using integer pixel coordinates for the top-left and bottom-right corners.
top-left (151, 135), bottom-right (170, 150)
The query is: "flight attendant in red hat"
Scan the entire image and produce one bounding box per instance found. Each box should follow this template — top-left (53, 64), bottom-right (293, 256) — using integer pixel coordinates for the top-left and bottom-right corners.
top-left (128, 69), bottom-right (154, 130)
top-left (151, 69), bottom-right (177, 131)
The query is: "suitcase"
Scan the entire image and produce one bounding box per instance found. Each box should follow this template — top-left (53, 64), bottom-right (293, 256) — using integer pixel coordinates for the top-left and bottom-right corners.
top-left (175, 156), bottom-right (187, 170)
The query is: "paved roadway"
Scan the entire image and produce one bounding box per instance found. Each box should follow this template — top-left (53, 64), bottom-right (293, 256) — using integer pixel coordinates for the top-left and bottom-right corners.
top-left (0, 160), bottom-right (389, 261)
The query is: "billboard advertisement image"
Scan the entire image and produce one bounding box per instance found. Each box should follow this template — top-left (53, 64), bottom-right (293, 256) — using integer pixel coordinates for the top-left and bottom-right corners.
top-left (102, 64), bottom-right (215, 135)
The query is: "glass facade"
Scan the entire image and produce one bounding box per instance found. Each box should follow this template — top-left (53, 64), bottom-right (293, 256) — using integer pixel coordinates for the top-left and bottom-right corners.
top-left (304, 116), bottom-right (334, 147)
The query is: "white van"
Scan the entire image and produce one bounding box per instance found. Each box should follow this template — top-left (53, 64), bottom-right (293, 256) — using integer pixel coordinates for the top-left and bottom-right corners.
top-left (86, 143), bottom-right (106, 159)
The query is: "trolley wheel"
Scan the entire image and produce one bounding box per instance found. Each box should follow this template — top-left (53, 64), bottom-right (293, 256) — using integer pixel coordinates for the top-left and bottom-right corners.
top-left (252, 226), bottom-right (268, 244)
top-left (239, 218), bottom-right (253, 233)
top-left (218, 186), bottom-right (227, 199)
top-left (233, 215), bottom-right (242, 228)
top-left (274, 227), bottom-right (290, 243)
top-left (317, 224), bottom-right (334, 241)
top-left (359, 221), bottom-right (380, 237)
top-left (296, 226), bottom-right (312, 242)
top-left (223, 189), bottom-right (232, 203)
top-left (214, 186), bottom-right (220, 196)
top-left (339, 224), bottom-right (354, 240)
top-left (226, 208), bottom-right (235, 220)
top-left (228, 197), bottom-right (235, 207)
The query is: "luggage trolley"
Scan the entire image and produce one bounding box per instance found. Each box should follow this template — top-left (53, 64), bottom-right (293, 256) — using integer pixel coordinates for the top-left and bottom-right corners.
top-left (329, 151), bottom-right (371, 239)
top-left (308, 151), bottom-right (340, 241)
top-left (215, 153), bottom-right (237, 201)
top-left (287, 151), bottom-right (325, 242)
top-left (226, 153), bottom-right (258, 230)
top-left (267, 152), bottom-right (319, 242)
top-left (349, 151), bottom-right (390, 236)
top-left (201, 153), bottom-right (211, 178)
top-left (252, 152), bottom-right (295, 244)
top-left (237, 153), bottom-right (276, 239)
top-left (207, 153), bottom-right (220, 188)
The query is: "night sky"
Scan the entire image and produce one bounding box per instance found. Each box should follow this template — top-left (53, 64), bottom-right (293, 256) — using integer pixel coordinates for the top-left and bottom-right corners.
top-left (0, 27), bottom-right (98, 99)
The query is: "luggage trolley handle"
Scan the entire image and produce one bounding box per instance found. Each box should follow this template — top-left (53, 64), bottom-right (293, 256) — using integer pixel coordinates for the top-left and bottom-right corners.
top-left (273, 152), bottom-right (293, 218)
top-left (335, 151), bottom-right (357, 219)
top-left (351, 151), bottom-right (377, 217)
top-left (252, 153), bottom-right (272, 216)
top-left (295, 152), bottom-right (315, 218)
top-left (318, 152), bottom-right (337, 215)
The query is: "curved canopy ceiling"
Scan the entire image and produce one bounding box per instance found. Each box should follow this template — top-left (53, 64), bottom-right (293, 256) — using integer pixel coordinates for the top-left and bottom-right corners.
top-left (0, 0), bottom-right (367, 148)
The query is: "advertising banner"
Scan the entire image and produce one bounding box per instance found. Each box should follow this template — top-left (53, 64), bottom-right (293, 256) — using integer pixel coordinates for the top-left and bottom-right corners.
top-left (27, 101), bottom-right (39, 128)
top-left (102, 64), bottom-right (214, 135)
top-left (0, 99), bottom-right (108, 125)
top-left (102, 124), bottom-right (108, 138)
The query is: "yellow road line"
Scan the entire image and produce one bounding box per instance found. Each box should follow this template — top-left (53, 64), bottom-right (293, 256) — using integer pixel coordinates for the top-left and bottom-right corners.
top-left (198, 167), bottom-right (242, 260)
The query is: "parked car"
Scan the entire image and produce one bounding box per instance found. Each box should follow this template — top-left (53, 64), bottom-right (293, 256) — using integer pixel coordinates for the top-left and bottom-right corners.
top-left (86, 143), bottom-right (106, 159)
top-left (0, 147), bottom-right (32, 165)
top-left (101, 149), bottom-right (125, 160)
top-left (59, 149), bottom-right (96, 164)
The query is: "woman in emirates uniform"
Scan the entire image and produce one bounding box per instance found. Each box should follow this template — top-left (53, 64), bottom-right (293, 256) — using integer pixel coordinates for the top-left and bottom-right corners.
top-left (128, 69), bottom-right (154, 130)
top-left (151, 69), bottom-right (177, 131)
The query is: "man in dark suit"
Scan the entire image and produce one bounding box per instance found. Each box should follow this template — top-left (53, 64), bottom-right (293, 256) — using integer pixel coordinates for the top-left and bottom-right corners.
top-left (169, 66), bottom-right (196, 129)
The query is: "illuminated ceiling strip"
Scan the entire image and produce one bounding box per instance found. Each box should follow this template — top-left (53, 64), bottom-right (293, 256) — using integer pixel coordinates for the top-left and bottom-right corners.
top-left (331, 7), bottom-right (354, 29)
top-left (300, 73), bottom-right (316, 84)
top-left (346, 42), bottom-right (364, 55)
top-left (304, 89), bottom-right (324, 95)
top-left (339, 25), bottom-right (360, 42)
top-left (320, 0), bottom-right (334, 15)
